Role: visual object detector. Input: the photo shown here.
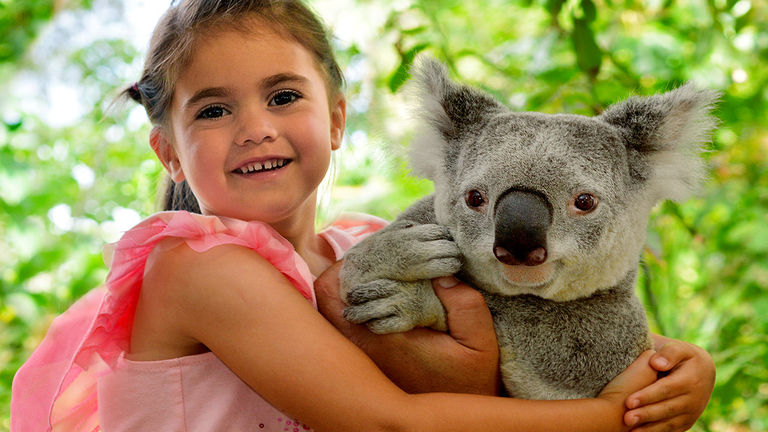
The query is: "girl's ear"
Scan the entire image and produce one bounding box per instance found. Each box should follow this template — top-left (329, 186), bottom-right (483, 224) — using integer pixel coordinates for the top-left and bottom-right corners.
top-left (150, 127), bottom-right (185, 182)
top-left (329, 95), bottom-right (346, 151)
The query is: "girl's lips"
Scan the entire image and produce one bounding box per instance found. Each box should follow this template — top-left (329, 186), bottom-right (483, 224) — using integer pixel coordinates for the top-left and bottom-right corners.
top-left (233, 158), bottom-right (292, 174)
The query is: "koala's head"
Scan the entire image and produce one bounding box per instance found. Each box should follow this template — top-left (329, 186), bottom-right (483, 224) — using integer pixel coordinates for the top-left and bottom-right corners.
top-left (408, 57), bottom-right (718, 301)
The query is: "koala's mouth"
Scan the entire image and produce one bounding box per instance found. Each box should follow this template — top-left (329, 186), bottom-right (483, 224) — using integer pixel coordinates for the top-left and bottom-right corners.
top-left (500, 260), bottom-right (558, 288)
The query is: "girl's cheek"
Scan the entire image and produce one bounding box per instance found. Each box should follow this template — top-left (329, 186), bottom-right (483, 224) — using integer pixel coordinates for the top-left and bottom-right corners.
top-left (303, 112), bottom-right (333, 145)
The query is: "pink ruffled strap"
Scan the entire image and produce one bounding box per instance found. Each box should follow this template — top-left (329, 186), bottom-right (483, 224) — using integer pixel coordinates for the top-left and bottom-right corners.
top-left (11, 211), bottom-right (316, 432)
top-left (320, 212), bottom-right (389, 258)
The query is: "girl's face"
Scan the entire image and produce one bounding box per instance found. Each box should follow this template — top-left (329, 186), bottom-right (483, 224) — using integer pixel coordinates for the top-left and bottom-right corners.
top-left (153, 26), bottom-right (345, 224)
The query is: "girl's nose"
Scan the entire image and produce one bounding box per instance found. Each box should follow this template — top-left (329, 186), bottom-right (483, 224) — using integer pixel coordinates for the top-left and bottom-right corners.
top-left (235, 112), bottom-right (278, 146)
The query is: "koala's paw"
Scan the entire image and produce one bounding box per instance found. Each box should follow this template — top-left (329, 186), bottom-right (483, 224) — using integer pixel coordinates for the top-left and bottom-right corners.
top-left (342, 221), bottom-right (461, 284)
top-left (342, 279), bottom-right (446, 334)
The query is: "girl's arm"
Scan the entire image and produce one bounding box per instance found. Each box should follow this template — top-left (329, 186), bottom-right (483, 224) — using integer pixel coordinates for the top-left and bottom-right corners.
top-left (624, 333), bottom-right (716, 432)
top-left (141, 242), bottom-right (657, 432)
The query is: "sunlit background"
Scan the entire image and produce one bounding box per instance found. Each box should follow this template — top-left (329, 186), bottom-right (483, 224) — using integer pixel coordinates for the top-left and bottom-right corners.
top-left (1, 0), bottom-right (767, 430)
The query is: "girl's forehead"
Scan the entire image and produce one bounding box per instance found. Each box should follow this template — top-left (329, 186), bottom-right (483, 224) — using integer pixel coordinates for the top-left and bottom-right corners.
top-left (194, 15), bottom-right (293, 49)
top-left (185, 29), bottom-right (315, 78)
top-left (170, 28), bottom-right (326, 110)
top-left (193, 18), bottom-right (292, 51)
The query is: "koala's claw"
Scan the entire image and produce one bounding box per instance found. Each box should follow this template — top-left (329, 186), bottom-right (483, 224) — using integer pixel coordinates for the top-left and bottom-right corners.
top-left (341, 222), bottom-right (461, 284)
top-left (342, 299), bottom-right (420, 334)
top-left (344, 279), bottom-right (401, 305)
top-left (342, 295), bottom-right (412, 327)
top-left (366, 315), bottom-right (421, 334)
top-left (341, 279), bottom-right (447, 333)
top-left (403, 255), bottom-right (461, 281)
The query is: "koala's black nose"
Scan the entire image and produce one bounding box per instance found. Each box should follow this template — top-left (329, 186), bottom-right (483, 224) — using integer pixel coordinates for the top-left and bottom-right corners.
top-left (493, 189), bottom-right (552, 266)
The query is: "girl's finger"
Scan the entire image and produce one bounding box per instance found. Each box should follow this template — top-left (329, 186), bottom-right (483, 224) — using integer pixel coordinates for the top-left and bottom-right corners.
top-left (432, 278), bottom-right (496, 352)
top-left (629, 414), bottom-right (696, 432)
top-left (625, 394), bottom-right (689, 426)
top-left (602, 350), bottom-right (658, 403)
top-left (651, 341), bottom-right (692, 372)
top-left (626, 373), bottom-right (688, 409)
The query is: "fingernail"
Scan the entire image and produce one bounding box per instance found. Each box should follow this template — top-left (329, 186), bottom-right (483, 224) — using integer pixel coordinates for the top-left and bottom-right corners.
top-left (628, 398), bottom-right (639, 409)
top-left (653, 357), bottom-right (669, 369)
top-left (436, 276), bottom-right (459, 288)
top-left (627, 415), bottom-right (639, 427)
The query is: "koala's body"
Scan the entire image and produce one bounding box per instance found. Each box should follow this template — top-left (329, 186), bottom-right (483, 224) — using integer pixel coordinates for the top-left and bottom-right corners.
top-left (340, 57), bottom-right (718, 399)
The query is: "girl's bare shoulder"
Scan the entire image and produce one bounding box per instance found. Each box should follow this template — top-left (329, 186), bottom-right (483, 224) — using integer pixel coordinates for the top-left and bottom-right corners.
top-left (131, 238), bottom-right (297, 358)
top-left (139, 239), bottom-right (292, 325)
top-left (143, 238), bottom-right (287, 297)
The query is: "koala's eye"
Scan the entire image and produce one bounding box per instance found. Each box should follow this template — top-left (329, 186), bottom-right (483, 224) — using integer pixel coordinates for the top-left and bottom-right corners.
top-left (465, 190), bottom-right (487, 210)
top-left (571, 193), bottom-right (598, 214)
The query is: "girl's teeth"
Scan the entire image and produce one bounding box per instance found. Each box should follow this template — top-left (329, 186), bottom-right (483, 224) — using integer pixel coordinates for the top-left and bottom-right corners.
top-left (238, 159), bottom-right (287, 174)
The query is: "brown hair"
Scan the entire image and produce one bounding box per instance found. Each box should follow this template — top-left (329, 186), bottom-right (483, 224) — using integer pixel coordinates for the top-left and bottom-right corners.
top-left (122, 0), bottom-right (344, 212)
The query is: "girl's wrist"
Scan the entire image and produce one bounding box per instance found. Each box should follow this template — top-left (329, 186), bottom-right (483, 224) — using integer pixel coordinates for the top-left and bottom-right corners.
top-left (592, 395), bottom-right (631, 431)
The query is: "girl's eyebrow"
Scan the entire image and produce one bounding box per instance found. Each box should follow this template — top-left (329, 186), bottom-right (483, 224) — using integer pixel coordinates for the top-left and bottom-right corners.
top-left (183, 73), bottom-right (310, 111)
top-left (260, 72), bottom-right (310, 89)
top-left (183, 87), bottom-right (230, 110)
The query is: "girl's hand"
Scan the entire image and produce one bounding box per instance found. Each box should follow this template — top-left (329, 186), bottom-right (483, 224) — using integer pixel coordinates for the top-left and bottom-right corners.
top-left (599, 350), bottom-right (659, 405)
top-left (624, 335), bottom-right (716, 432)
top-left (598, 350), bottom-right (659, 431)
top-left (315, 262), bottom-right (501, 395)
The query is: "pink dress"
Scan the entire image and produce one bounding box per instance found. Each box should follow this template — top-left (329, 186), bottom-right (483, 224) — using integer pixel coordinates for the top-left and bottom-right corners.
top-left (10, 211), bottom-right (387, 432)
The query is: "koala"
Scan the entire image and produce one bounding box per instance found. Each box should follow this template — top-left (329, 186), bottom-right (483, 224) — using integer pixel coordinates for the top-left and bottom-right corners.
top-left (339, 56), bottom-right (719, 400)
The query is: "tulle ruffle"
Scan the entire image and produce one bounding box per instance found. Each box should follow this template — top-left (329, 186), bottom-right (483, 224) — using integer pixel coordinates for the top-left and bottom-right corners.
top-left (11, 211), bottom-right (316, 432)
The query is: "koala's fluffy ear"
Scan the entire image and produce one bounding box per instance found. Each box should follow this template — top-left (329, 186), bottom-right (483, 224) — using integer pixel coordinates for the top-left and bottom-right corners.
top-left (601, 84), bottom-right (720, 201)
top-left (408, 56), bottom-right (506, 180)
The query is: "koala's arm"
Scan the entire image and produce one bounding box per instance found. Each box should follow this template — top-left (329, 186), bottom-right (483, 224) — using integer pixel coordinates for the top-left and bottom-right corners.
top-left (340, 196), bottom-right (460, 334)
top-left (393, 195), bottom-right (440, 224)
top-left (341, 196), bottom-right (452, 283)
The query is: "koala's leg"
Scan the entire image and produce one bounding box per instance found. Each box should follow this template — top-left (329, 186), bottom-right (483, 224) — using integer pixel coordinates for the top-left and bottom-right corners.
top-left (339, 221), bottom-right (457, 333)
top-left (343, 279), bottom-right (447, 334)
top-left (339, 196), bottom-right (457, 334)
top-left (340, 220), bottom-right (461, 284)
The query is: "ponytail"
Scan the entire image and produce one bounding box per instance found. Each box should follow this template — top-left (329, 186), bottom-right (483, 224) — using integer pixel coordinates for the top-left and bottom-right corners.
top-left (161, 177), bottom-right (201, 213)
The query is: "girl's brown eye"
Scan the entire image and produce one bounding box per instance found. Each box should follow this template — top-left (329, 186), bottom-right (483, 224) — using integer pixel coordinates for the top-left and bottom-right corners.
top-left (269, 90), bottom-right (301, 106)
top-left (197, 105), bottom-right (228, 119)
top-left (465, 190), bottom-right (487, 209)
top-left (573, 193), bottom-right (597, 212)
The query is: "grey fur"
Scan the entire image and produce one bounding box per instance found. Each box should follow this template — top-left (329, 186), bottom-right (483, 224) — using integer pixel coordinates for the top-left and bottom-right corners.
top-left (340, 56), bottom-right (719, 398)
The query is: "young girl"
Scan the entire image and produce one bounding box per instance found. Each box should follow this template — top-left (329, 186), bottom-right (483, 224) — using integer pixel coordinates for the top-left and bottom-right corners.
top-left (11, 1), bottom-right (714, 431)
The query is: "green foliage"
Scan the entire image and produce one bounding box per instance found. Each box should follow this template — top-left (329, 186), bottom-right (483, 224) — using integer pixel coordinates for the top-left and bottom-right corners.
top-left (0, 0), bottom-right (93, 67)
top-left (388, 42), bottom-right (429, 92)
top-left (1, 0), bottom-right (767, 430)
top-left (0, 1), bottom-right (55, 64)
top-left (0, 3), bottom-right (158, 427)
top-left (331, 1), bottom-right (768, 431)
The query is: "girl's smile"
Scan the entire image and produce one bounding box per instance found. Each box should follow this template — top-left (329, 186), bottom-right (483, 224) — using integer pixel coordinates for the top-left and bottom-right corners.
top-left (233, 157), bottom-right (291, 175)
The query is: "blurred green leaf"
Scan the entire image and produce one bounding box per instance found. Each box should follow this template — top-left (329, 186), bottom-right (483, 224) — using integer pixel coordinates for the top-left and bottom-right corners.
top-left (572, 17), bottom-right (601, 76)
top-left (388, 42), bottom-right (430, 93)
top-left (545, 0), bottom-right (566, 19)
